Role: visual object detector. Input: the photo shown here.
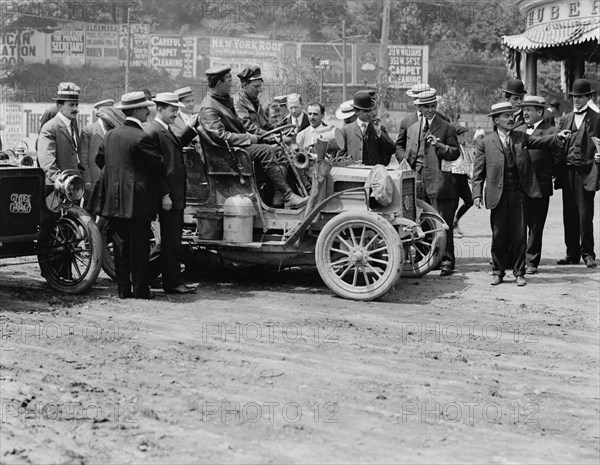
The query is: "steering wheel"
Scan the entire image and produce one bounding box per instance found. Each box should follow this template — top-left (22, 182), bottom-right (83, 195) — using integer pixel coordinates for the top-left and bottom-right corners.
top-left (258, 123), bottom-right (296, 143)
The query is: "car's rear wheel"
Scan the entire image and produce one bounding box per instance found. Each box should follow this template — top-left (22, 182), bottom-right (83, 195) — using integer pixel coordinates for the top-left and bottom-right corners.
top-left (38, 206), bottom-right (102, 294)
top-left (401, 199), bottom-right (447, 278)
top-left (316, 211), bottom-right (403, 301)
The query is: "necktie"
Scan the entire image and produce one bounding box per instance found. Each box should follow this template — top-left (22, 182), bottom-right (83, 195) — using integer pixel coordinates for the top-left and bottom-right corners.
top-left (423, 119), bottom-right (429, 135)
top-left (526, 124), bottom-right (534, 129)
top-left (574, 109), bottom-right (586, 115)
top-left (70, 120), bottom-right (78, 148)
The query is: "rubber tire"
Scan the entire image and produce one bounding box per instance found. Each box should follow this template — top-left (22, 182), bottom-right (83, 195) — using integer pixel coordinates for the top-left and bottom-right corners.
top-left (315, 211), bottom-right (403, 301)
top-left (38, 206), bottom-right (102, 294)
top-left (401, 199), bottom-right (447, 278)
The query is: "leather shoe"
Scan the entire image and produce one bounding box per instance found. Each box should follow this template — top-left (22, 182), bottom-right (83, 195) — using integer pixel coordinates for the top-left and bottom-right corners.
top-left (526, 266), bottom-right (538, 275)
top-left (118, 290), bottom-right (133, 299)
top-left (164, 284), bottom-right (196, 294)
top-left (440, 266), bottom-right (454, 276)
top-left (491, 275), bottom-right (503, 286)
top-left (557, 256), bottom-right (580, 265)
top-left (584, 257), bottom-right (597, 268)
top-left (184, 282), bottom-right (199, 290)
top-left (284, 193), bottom-right (309, 209)
top-left (516, 276), bottom-right (527, 287)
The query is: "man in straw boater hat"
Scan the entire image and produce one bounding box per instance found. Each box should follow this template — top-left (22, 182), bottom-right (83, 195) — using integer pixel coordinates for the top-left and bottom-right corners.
top-left (199, 67), bottom-right (308, 208)
top-left (145, 92), bottom-right (200, 294)
top-left (234, 65), bottom-right (272, 135)
top-left (96, 91), bottom-right (167, 299)
top-left (472, 102), bottom-right (571, 286)
top-left (38, 82), bottom-right (89, 187)
top-left (405, 88), bottom-right (459, 277)
top-left (514, 95), bottom-right (560, 274)
top-left (172, 87), bottom-right (197, 135)
top-left (554, 78), bottom-right (600, 268)
top-left (336, 90), bottom-right (395, 166)
top-left (335, 99), bottom-right (357, 126)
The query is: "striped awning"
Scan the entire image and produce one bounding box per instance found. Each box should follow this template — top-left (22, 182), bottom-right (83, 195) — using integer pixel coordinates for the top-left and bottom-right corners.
top-left (503, 17), bottom-right (600, 50)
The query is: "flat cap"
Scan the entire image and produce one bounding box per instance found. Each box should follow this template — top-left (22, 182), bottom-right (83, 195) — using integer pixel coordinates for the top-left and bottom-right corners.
top-left (205, 66), bottom-right (231, 79)
top-left (237, 65), bottom-right (263, 82)
top-left (93, 99), bottom-right (114, 109)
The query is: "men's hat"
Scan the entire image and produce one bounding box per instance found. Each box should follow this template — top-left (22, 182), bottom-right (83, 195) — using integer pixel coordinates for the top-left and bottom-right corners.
top-left (413, 89), bottom-right (439, 106)
top-left (351, 91), bottom-right (375, 111)
top-left (454, 125), bottom-right (469, 135)
top-left (53, 82), bottom-right (80, 101)
top-left (487, 101), bottom-right (518, 117)
top-left (97, 106), bottom-right (126, 128)
top-left (174, 87), bottom-right (194, 100)
top-left (153, 92), bottom-right (185, 108)
top-left (520, 95), bottom-right (545, 108)
top-left (114, 91), bottom-right (154, 110)
top-left (569, 78), bottom-right (593, 96)
top-left (237, 65), bottom-right (263, 82)
top-left (93, 99), bottom-right (114, 109)
top-left (287, 93), bottom-right (302, 104)
top-left (335, 99), bottom-right (356, 120)
top-left (502, 78), bottom-right (526, 96)
top-left (406, 83), bottom-right (435, 98)
top-left (274, 95), bottom-right (287, 106)
top-left (205, 66), bottom-right (232, 80)
top-left (549, 99), bottom-right (561, 110)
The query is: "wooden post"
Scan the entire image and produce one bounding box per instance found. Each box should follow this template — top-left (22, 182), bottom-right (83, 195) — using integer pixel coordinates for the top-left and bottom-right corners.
top-left (525, 53), bottom-right (537, 95)
top-left (378, 0), bottom-right (391, 113)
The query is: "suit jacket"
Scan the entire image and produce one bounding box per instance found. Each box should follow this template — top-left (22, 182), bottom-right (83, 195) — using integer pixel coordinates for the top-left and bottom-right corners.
top-left (406, 116), bottom-right (459, 200)
top-left (395, 110), bottom-right (448, 160)
top-left (145, 120), bottom-right (197, 210)
top-left (98, 120), bottom-right (167, 221)
top-left (514, 121), bottom-right (558, 197)
top-left (37, 114), bottom-right (84, 185)
top-left (337, 120), bottom-right (395, 166)
top-left (556, 107), bottom-right (600, 192)
top-left (78, 120), bottom-right (105, 187)
top-left (284, 112), bottom-right (310, 133)
top-left (542, 109), bottom-right (556, 127)
top-left (472, 130), bottom-right (562, 209)
top-left (199, 92), bottom-right (253, 147)
top-left (234, 90), bottom-right (270, 135)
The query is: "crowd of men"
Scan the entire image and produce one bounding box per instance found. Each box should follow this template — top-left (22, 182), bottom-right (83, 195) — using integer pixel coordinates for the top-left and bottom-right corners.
top-left (34, 67), bottom-right (599, 297)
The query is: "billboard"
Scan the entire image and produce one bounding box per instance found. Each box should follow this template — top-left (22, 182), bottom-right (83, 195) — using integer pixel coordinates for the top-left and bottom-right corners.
top-left (119, 24), bottom-right (150, 68)
top-left (50, 24), bottom-right (85, 66)
top-left (0, 30), bottom-right (47, 66)
top-left (85, 24), bottom-right (119, 67)
top-left (150, 35), bottom-right (196, 79)
top-left (387, 45), bottom-right (429, 89)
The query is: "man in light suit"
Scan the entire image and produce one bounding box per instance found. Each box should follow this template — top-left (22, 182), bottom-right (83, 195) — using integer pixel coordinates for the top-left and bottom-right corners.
top-left (296, 102), bottom-right (328, 150)
top-left (405, 89), bottom-right (459, 276)
top-left (514, 96), bottom-right (559, 274)
top-left (336, 90), bottom-right (395, 166)
top-left (37, 82), bottom-right (88, 187)
top-left (555, 79), bottom-right (600, 268)
top-left (473, 102), bottom-right (569, 286)
top-left (145, 92), bottom-right (199, 294)
top-left (283, 93), bottom-right (309, 134)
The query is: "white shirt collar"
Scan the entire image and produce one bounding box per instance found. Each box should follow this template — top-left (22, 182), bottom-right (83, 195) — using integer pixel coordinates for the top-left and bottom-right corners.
top-left (98, 118), bottom-right (107, 135)
top-left (125, 117), bottom-right (144, 128)
top-left (154, 117), bottom-right (169, 131)
top-left (57, 111), bottom-right (74, 131)
top-left (528, 119), bottom-right (543, 131)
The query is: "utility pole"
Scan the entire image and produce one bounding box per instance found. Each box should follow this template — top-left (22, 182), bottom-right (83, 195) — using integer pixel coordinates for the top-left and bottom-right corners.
top-left (378, 0), bottom-right (391, 113)
top-left (342, 19), bottom-right (347, 102)
top-left (125, 6), bottom-right (131, 93)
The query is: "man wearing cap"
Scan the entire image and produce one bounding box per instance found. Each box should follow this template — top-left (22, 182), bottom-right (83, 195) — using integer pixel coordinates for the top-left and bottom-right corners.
top-left (296, 102), bottom-right (328, 150)
top-left (335, 99), bottom-right (357, 126)
top-left (97, 91), bottom-right (168, 299)
top-left (145, 92), bottom-right (199, 294)
top-left (234, 66), bottom-right (271, 135)
top-left (336, 90), bottom-right (394, 166)
top-left (473, 102), bottom-right (570, 286)
top-left (199, 67), bottom-right (308, 208)
top-left (266, 103), bottom-right (283, 127)
top-left (79, 105), bottom-right (125, 202)
top-left (93, 99), bottom-right (114, 116)
top-left (283, 93), bottom-right (309, 133)
top-left (514, 96), bottom-right (559, 274)
top-left (555, 79), bottom-right (600, 268)
top-left (405, 89), bottom-right (459, 276)
top-left (37, 82), bottom-right (89, 187)
top-left (395, 83), bottom-right (448, 161)
top-left (502, 78), bottom-right (527, 126)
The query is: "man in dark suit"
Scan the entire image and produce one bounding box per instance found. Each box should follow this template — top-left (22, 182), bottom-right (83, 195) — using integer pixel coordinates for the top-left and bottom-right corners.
top-left (79, 105), bottom-right (125, 201)
top-left (145, 92), bottom-right (199, 294)
top-left (37, 82), bottom-right (88, 187)
top-left (97, 92), bottom-right (167, 299)
top-left (336, 90), bottom-right (395, 166)
top-left (515, 96), bottom-right (559, 274)
top-left (503, 78), bottom-right (527, 126)
top-left (284, 93), bottom-right (309, 134)
top-left (405, 89), bottom-right (459, 276)
top-left (555, 79), bottom-right (600, 268)
top-left (199, 67), bottom-right (307, 209)
top-left (473, 102), bottom-right (570, 286)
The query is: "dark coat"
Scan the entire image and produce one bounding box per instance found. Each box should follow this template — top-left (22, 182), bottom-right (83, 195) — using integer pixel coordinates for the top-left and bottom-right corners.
top-left (199, 92), bottom-right (253, 147)
top-left (556, 107), bottom-right (600, 192)
top-left (472, 130), bottom-right (561, 209)
top-left (284, 112), bottom-right (310, 132)
top-left (37, 113), bottom-right (84, 185)
top-left (337, 119), bottom-right (395, 166)
top-left (514, 121), bottom-right (558, 197)
top-left (145, 120), bottom-right (197, 210)
top-left (97, 120), bottom-right (167, 221)
top-left (395, 110), bottom-right (448, 160)
top-left (234, 90), bottom-right (270, 135)
top-left (406, 116), bottom-right (459, 200)
top-left (78, 120), bottom-right (104, 187)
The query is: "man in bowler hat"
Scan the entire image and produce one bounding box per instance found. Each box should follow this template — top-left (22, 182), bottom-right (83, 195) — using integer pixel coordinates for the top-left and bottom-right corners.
top-left (502, 78), bottom-right (527, 126)
top-left (555, 79), bottom-right (600, 268)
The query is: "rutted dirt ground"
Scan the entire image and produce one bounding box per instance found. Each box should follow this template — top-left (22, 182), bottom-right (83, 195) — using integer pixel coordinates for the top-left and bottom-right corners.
top-left (1, 194), bottom-right (599, 464)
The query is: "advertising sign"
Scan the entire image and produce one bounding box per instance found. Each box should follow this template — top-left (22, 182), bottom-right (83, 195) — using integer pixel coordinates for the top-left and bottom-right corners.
top-left (85, 24), bottom-right (119, 67)
top-left (119, 24), bottom-right (150, 68)
top-left (50, 24), bottom-right (85, 66)
top-left (0, 30), bottom-right (46, 66)
top-left (150, 35), bottom-right (196, 79)
top-left (387, 45), bottom-right (428, 89)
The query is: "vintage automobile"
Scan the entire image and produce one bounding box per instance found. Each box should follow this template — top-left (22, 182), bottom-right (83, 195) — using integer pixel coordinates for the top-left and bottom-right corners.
top-left (0, 142), bottom-right (102, 293)
top-left (98, 124), bottom-right (447, 301)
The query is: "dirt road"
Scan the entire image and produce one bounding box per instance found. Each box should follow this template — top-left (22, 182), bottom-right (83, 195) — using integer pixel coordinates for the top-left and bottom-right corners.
top-left (1, 194), bottom-right (599, 464)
